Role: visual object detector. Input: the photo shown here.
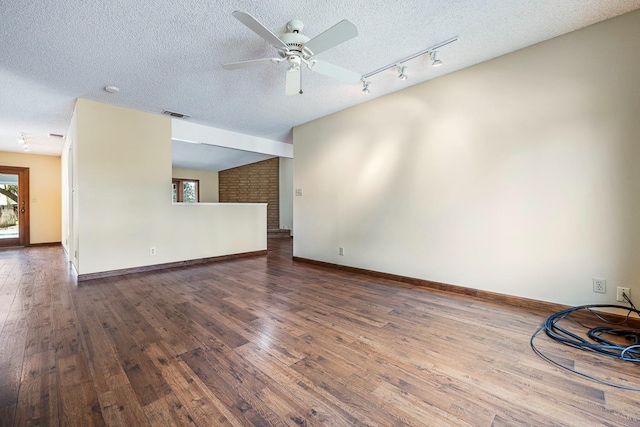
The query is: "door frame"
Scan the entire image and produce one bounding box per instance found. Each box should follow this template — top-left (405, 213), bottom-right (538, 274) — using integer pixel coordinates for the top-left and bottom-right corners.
top-left (0, 166), bottom-right (29, 247)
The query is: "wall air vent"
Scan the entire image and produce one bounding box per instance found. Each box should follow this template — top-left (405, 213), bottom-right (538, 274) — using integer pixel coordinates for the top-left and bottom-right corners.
top-left (162, 110), bottom-right (190, 119)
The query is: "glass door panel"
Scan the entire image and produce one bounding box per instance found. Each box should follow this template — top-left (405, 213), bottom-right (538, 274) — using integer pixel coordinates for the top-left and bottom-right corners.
top-left (0, 166), bottom-right (28, 247)
top-left (0, 173), bottom-right (19, 241)
top-left (182, 181), bottom-right (197, 203)
top-left (172, 179), bottom-right (199, 203)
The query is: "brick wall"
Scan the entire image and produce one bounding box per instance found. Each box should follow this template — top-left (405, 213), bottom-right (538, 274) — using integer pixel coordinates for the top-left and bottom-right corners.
top-left (218, 157), bottom-right (279, 230)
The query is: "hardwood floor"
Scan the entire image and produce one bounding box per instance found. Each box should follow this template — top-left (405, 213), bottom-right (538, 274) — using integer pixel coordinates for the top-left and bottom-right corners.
top-left (0, 239), bottom-right (639, 426)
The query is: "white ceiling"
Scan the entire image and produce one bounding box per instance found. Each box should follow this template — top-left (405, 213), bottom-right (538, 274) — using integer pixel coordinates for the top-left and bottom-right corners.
top-left (1, 1), bottom-right (639, 167)
top-left (172, 142), bottom-right (274, 172)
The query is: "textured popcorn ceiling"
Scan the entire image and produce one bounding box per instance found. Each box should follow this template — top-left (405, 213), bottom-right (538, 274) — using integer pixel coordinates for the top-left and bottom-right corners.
top-left (1, 0), bottom-right (639, 162)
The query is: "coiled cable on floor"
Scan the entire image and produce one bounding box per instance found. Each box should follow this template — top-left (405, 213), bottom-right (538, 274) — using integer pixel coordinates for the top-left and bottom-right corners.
top-left (530, 292), bottom-right (640, 390)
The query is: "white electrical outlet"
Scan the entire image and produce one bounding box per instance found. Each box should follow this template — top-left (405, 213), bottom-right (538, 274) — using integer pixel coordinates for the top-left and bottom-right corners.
top-left (339, 247), bottom-right (344, 256)
top-left (150, 247), bottom-right (157, 256)
top-left (295, 189), bottom-right (303, 196)
top-left (616, 287), bottom-right (630, 302)
top-left (593, 278), bottom-right (606, 294)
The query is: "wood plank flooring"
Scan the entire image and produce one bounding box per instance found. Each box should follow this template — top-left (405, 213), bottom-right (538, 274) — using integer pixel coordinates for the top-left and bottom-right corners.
top-left (0, 239), bottom-right (639, 426)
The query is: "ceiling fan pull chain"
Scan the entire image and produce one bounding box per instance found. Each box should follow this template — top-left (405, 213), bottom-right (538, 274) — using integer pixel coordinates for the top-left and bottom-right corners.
top-left (299, 72), bottom-right (303, 95)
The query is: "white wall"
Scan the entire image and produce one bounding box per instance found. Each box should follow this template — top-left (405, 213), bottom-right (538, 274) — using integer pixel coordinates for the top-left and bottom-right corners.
top-left (279, 157), bottom-right (293, 232)
top-left (61, 134), bottom-right (71, 257)
top-left (65, 103), bottom-right (79, 269)
top-left (293, 10), bottom-right (640, 306)
top-left (172, 167), bottom-right (219, 202)
top-left (66, 99), bottom-right (266, 275)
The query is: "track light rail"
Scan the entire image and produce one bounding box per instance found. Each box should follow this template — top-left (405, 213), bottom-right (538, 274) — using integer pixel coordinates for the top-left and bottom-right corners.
top-left (361, 36), bottom-right (458, 80)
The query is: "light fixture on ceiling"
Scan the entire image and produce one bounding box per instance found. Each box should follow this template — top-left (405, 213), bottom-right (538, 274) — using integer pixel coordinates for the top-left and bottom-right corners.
top-left (18, 132), bottom-right (30, 151)
top-left (397, 65), bottom-right (408, 80)
top-left (361, 80), bottom-right (371, 94)
top-left (360, 36), bottom-right (457, 94)
top-left (104, 85), bottom-right (120, 93)
top-left (430, 51), bottom-right (443, 67)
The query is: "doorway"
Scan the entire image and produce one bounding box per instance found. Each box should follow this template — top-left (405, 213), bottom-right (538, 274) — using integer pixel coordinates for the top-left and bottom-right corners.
top-left (0, 166), bottom-right (30, 247)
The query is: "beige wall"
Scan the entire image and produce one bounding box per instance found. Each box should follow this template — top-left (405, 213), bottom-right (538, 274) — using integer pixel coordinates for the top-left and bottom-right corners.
top-left (66, 99), bottom-right (266, 275)
top-left (0, 151), bottom-right (61, 244)
top-left (172, 167), bottom-right (219, 202)
top-left (293, 10), bottom-right (640, 306)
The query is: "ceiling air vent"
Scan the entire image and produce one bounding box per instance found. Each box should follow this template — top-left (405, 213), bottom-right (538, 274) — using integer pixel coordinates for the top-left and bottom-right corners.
top-left (162, 110), bottom-right (190, 119)
top-left (49, 133), bottom-right (64, 138)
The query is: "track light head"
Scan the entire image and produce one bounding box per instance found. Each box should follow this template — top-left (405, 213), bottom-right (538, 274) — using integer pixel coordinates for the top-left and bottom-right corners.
top-left (397, 65), bottom-right (408, 80)
top-left (430, 51), bottom-right (443, 67)
top-left (361, 80), bottom-right (371, 94)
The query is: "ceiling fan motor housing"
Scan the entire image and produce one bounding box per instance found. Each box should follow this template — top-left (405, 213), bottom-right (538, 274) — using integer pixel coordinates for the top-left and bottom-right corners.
top-left (280, 19), bottom-right (311, 59)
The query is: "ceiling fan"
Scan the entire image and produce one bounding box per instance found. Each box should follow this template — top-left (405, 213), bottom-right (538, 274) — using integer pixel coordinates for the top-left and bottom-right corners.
top-left (223, 11), bottom-right (362, 95)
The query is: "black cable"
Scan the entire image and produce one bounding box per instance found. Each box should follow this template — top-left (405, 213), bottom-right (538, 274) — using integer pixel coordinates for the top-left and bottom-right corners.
top-left (530, 293), bottom-right (640, 391)
top-left (624, 292), bottom-right (638, 311)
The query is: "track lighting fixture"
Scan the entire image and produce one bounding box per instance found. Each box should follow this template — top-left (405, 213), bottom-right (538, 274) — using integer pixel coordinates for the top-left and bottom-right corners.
top-left (361, 80), bottom-right (371, 94)
top-left (18, 132), bottom-right (29, 151)
top-left (430, 50), bottom-right (443, 67)
top-left (397, 65), bottom-right (408, 80)
top-left (360, 36), bottom-right (456, 85)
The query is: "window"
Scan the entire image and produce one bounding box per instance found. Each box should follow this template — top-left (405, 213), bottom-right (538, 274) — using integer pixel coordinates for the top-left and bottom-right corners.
top-left (172, 179), bottom-right (199, 203)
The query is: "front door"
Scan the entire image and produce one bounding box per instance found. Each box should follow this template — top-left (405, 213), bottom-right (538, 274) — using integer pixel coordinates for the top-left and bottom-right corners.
top-left (0, 166), bottom-right (29, 247)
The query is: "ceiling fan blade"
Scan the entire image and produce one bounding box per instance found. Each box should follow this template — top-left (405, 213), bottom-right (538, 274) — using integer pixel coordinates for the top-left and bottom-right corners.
top-left (310, 60), bottom-right (361, 84)
top-left (223, 58), bottom-right (278, 70)
top-left (304, 20), bottom-right (358, 56)
top-left (285, 67), bottom-right (301, 96)
top-left (232, 11), bottom-right (289, 51)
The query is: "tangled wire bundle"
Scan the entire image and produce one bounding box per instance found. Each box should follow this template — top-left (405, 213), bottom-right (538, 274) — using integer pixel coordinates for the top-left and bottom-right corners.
top-left (530, 293), bottom-right (640, 390)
